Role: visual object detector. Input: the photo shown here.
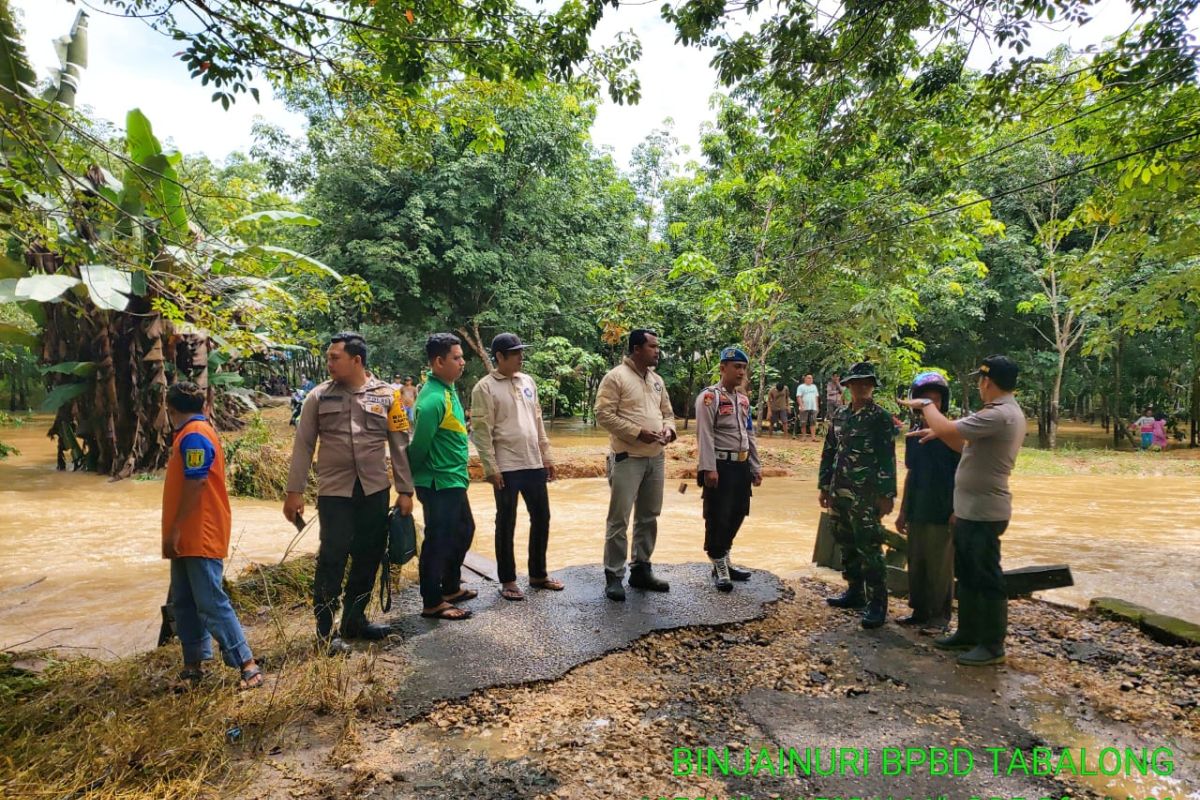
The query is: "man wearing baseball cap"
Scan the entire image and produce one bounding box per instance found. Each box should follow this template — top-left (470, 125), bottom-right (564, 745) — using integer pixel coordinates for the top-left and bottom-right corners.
top-left (901, 354), bottom-right (1024, 666)
top-left (470, 333), bottom-right (562, 602)
top-left (695, 347), bottom-right (763, 592)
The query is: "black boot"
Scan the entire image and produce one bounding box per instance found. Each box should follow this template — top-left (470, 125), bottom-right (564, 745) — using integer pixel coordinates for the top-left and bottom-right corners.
top-left (724, 552), bottom-right (752, 582)
top-left (342, 621), bottom-right (393, 640)
top-left (958, 593), bottom-right (1007, 666)
top-left (934, 590), bottom-right (977, 651)
top-left (861, 591), bottom-right (888, 629)
top-left (826, 581), bottom-right (866, 609)
top-left (340, 591), bottom-right (392, 640)
top-left (604, 570), bottom-right (626, 602)
top-left (711, 557), bottom-right (733, 593)
top-left (628, 562), bottom-right (670, 592)
top-left (316, 611), bottom-right (352, 656)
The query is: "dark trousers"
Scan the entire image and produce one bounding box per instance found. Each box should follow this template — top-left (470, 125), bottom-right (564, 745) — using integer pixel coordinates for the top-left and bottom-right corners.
top-left (493, 468), bottom-right (551, 583)
top-left (953, 518), bottom-right (1008, 599)
top-left (416, 485), bottom-right (475, 608)
top-left (955, 517), bottom-right (1009, 646)
top-left (702, 460), bottom-right (752, 559)
top-left (314, 480), bottom-right (389, 638)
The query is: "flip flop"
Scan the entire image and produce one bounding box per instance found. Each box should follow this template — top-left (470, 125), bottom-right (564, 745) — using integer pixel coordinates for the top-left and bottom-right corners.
top-left (500, 586), bottom-right (525, 601)
top-left (170, 665), bottom-right (205, 693)
top-left (529, 578), bottom-right (565, 591)
top-left (421, 605), bottom-right (473, 621)
top-left (443, 589), bottom-right (478, 602)
top-left (239, 666), bottom-right (264, 690)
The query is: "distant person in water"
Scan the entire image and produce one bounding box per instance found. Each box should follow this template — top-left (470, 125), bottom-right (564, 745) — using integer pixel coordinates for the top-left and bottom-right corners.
top-left (1152, 412), bottom-right (1169, 451)
top-left (162, 382), bottom-right (262, 690)
top-left (1132, 409), bottom-right (1156, 450)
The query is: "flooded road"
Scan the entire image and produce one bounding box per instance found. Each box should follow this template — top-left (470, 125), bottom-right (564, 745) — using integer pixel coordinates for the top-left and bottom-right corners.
top-left (1, 418), bottom-right (1197, 657)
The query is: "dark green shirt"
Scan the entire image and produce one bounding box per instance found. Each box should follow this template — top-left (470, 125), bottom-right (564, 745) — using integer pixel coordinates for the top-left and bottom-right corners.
top-left (818, 401), bottom-right (897, 500)
top-left (408, 376), bottom-right (470, 490)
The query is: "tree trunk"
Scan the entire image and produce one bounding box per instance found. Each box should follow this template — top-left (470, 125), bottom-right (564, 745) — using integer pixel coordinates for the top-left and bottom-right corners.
top-left (1047, 349), bottom-right (1065, 449)
top-left (455, 322), bottom-right (490, 364)
top-left (1113, 332), bottom-right (1124, 448)
top-left (1036, 391), bottom-right (1049, 448)
top-left (1191, 333), bottom-right (1199, 448)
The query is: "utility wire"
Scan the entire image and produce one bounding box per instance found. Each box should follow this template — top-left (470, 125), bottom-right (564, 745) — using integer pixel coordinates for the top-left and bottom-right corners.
top-left (797, 61), bottom-right (1195, 235)
top-left (790, 123), bottom-right (1200, 262)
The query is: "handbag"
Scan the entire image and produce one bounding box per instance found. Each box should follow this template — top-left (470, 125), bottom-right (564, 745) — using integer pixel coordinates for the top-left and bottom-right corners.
top-left (379, 508), bottom-right (420, 613)
top-left (388, 508), bottom-right (418, 566)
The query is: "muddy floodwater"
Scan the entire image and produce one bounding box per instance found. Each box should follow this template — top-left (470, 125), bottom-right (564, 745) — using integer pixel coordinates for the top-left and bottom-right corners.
top-left (1, 418), bottom-right (1197, 657)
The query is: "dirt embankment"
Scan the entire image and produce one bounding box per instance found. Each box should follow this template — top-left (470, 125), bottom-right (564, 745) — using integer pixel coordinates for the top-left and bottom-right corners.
top-left (3, 569), bottom-right (1197, 799)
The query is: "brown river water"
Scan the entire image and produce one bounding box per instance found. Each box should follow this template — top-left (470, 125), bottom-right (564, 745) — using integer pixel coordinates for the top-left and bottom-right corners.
top-left (1, 419), bottom-right (1198, 657)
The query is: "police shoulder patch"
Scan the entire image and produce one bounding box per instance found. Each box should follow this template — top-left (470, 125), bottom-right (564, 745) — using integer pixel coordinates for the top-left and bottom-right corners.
top-left (185, 448), bottom-right (206, 469)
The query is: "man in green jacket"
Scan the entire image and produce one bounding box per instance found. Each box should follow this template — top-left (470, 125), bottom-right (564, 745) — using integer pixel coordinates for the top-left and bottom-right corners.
top-left (410, 333), bottom-right (474, 621)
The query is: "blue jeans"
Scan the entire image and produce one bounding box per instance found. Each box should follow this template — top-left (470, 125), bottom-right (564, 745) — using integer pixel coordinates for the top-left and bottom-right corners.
top-left (170, 557), bottom-right (253, 668)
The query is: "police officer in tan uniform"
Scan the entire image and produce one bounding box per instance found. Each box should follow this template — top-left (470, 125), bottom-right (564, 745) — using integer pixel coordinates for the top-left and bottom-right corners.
top-left (285, 332), bottom-right (415, 654)
top-left (695, 347), bottom-right (762, 592)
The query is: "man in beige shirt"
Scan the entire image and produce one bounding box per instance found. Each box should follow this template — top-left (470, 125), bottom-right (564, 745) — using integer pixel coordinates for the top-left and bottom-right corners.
top-left (594, 329), bottom-right (676, 601)
top-left (470, 333), bottom-right (563, 602)
top-left (284, 332), bottom-right (414, 653)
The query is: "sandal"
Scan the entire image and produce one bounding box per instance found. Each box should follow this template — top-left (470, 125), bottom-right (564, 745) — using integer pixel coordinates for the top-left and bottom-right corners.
top-left (239, 665), bottom-right (264, 690)
top-left (421, 605), bottom-right (473, 621)
top-left (500, 586), bottom-right (525, 601)
top-left (443, 588), bottom-right (478, 602)
top-left (171, 665), bottom-right (205, 693)
top-left (529, 578), bottom-right (564, 591)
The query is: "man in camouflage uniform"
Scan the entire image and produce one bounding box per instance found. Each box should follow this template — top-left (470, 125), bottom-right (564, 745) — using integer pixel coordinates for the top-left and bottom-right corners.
top-left (695, 346), bottom-right (763, 592)
top-left (818, 361), bottom-right (897, 629)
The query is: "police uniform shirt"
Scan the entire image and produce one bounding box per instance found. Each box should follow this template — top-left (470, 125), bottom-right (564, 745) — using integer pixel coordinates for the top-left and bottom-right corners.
top-left (286, 377), bottom-right (415, 497)
top-left (695, 385), bottom-right (761, 475)
top-left (952, 394), bottom-right (1025, 521)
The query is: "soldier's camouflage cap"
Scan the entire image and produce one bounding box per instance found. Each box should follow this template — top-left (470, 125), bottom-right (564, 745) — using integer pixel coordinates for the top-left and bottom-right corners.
top-left (719, 346), bottom-right (749, 363)
top-left (842, 361), bottom-right (878, 385)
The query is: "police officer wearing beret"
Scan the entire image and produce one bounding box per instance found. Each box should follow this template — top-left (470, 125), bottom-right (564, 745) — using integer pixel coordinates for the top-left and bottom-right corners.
top-left (695, 347), bottom-right (763, 592)
top-left (285, 332), bottom-right (415, 654)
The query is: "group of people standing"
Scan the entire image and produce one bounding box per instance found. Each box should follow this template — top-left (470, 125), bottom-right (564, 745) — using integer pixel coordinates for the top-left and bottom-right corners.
top-left (156, 326), bottom-right (1026, 690)
top-left (818, 356), bottom-right (1024, 667)
top-left (765, 373), bottom-right (847, 440)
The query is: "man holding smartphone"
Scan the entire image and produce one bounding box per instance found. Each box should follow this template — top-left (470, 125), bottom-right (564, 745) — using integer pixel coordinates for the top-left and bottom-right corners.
top-left (900, 355), bottom-right (1024, 666)
top-left (594, 329), bottom-right (677, 601)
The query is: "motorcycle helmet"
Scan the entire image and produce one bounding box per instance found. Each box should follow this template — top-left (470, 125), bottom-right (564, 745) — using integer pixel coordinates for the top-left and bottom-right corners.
top-left (909, 370), bottom-right (950, 412)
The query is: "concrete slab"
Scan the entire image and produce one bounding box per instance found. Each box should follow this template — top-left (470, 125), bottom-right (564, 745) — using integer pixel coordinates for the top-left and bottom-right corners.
top-left (380, 562), bottom-right (782, 720)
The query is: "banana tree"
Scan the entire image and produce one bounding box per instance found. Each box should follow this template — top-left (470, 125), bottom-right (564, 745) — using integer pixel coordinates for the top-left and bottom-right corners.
top-left (0, 4), bottom-right (356, 476)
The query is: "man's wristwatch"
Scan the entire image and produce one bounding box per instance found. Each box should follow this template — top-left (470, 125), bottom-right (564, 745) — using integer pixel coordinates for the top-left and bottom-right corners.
top-left (915, 398), bottom-right (933, 408)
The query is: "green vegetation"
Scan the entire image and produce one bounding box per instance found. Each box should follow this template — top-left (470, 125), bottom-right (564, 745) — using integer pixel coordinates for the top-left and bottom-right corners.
top-left (0, 557), bottom-right (395, 800)
top-left (3, 0), bottom-right (1199, 478)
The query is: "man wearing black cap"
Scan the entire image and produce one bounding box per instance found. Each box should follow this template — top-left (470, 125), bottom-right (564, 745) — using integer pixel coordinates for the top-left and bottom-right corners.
top-left (901, 355), bottom-right (1024, 666)
top-left (470, 334), bottom-right (562, 602)
top-left (695, 346), bottom-right (763, 592)
top-left (818, 362), bottom-right (897, 629)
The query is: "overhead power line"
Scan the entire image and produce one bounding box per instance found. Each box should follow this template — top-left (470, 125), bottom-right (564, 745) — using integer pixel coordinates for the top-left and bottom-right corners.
top-left (791, 122), bottom-right (1200, 262)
